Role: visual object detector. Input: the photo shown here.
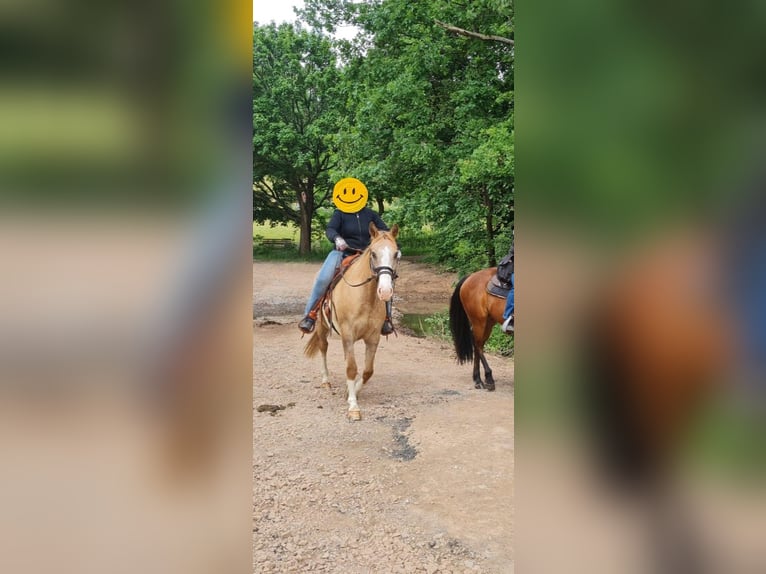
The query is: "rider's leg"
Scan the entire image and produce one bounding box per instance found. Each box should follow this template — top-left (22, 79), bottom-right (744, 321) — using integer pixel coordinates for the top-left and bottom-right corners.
top-left (304, 251), bottom-right (344, 315)
top-left (300, 250), bottom-right (344, 332)
top-left (501, 273), bottom-right (514, 333)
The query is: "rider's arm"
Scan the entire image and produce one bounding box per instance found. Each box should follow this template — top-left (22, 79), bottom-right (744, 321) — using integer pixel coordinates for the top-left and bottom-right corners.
top-left (372, 211), bottom-right (389, 232)
top-left (326, 209), bottom-right (343, 244)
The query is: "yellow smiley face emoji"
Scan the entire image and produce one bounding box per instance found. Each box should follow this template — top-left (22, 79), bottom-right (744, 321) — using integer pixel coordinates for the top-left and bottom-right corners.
top-left (332, 177), bottom-right (369, 213)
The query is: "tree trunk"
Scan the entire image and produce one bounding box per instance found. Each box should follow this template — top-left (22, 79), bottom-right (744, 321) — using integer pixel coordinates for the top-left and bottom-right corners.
top-left (299, 212), bottom-right (312, 256)
top-left (298, 187), bottom-right (313, 256)
top-left (482, 188), bottom-right (497, 266)
top-left (376, 196), bottom-right (385, 215)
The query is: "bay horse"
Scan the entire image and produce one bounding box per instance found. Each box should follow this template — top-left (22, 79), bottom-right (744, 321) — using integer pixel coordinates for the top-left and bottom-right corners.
top-left (584, 232), bottom-right (732, 486)
top-left (449, 267), bottom-right (509, 391)
top-left (304, 222), bottom-right (399, 420)
top-left (580, 231), bottom-right (739, 572)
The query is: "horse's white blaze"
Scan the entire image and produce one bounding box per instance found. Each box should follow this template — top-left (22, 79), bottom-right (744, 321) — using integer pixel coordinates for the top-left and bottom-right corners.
top-left (376, 245), bottom-right (394, 301)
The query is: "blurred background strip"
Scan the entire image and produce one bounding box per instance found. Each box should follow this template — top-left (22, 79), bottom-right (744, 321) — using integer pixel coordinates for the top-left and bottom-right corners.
top-left (0, 1), bottom-right (253, 573)
top-left (517, 0), bottom-right (766, 572)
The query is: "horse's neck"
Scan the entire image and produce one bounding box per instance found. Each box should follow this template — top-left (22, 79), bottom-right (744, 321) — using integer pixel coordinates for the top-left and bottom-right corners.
top-left (339, 250), bottom-right (377, 301)
top-left (345, 250), bottom-right (370, 281)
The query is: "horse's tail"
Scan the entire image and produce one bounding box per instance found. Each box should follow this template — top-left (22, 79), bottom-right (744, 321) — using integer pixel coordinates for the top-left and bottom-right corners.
top-left (581, 295), bottom-right (655, 490)
top-left (304, 330), bottom-right (321, 358)
top-left (449, 276), bottom-right (474, 364)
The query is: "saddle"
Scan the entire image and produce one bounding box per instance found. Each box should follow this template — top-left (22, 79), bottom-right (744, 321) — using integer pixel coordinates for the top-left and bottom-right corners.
top-left (486, 274), bottom-right (511, 299)
top-left (316, 253), bottom-right (362, 326)
top-left (488, 248), bottom-right (513, 299)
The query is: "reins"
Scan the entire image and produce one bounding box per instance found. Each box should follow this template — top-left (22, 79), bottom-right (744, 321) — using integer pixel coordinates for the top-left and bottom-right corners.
top-left (324, 234), bottom-right (399, 336)
top-left (341, 242), bottom-right (399, 288)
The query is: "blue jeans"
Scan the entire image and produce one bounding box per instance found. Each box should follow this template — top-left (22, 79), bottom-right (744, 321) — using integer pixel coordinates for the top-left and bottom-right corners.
top-left (304, 250), bottom-right (345, 315)
top-left (503, 273), bottom-right (514, 320)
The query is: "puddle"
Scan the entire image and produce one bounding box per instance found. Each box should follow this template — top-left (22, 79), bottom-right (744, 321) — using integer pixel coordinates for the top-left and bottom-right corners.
top-left (400, 312), bottom-right (441, 338)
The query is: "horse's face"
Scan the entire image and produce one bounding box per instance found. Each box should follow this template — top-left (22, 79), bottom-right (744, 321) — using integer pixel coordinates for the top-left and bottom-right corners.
top-left (369, 223), bottom-right (399, 301)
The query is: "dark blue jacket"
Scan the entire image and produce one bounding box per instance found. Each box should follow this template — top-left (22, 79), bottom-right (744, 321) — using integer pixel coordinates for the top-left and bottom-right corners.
top-left (326, 208), bottom-right (389, 252)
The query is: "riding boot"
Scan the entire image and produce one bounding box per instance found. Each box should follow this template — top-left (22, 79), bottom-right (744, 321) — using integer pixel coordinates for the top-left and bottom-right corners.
top-left (381, 300), bottom-right (395, 335)
top-left (299, 309), bottom-right (317, 333)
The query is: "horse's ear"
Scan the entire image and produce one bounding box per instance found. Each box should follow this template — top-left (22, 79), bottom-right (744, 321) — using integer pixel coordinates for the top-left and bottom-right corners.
top-left (390, 224), bottom-right (399, 239)
top-left (369, 222), bottom-right (379, 238)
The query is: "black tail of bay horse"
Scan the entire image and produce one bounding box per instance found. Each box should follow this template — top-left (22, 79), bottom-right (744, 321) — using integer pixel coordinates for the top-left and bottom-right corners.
top-left (449, 276), bottom-right (474, 363)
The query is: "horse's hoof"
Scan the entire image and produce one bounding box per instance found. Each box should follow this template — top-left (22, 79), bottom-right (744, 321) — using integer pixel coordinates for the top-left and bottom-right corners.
top-left (348, 409), bottom-right (362, 421)
top-left (486, 385), bottom-right (496, 392)
top-left (474, 381), bottom-right (483, 390)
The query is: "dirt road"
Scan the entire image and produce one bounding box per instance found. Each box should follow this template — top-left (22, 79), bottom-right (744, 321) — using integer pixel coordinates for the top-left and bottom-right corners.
top-left (253, 260), bottom-right (514, 573)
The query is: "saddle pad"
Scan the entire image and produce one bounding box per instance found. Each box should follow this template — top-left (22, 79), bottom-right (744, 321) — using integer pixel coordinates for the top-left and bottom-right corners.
top-left (486, 275), bottom-right (511, 299)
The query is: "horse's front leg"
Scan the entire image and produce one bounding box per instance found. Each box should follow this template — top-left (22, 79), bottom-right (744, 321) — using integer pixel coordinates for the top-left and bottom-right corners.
top-left (342, 338), bottom-right (362, 421)
top-left (478, 323), bottom-right (496, 391)
top-left (362, 335), bottom-right (380, 385)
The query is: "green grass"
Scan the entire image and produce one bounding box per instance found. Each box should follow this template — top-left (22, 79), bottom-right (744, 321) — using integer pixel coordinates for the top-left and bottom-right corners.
top-left (252, 220), bottom-right (328, 261)
top-left (684, 397), bottom-right (766, 482)
top-left (253, 220), bottom-right (443, 262)
top-left (253, 221), bottom-right (299, 241)
top-left (409, 310), bottom-right (514, 357)
top-left (396, 231), bottom-right (436, 258)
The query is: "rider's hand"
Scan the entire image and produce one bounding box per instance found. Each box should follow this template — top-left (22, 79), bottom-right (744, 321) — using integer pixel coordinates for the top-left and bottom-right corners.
top-left (335, 237), bottom-right (349, 251)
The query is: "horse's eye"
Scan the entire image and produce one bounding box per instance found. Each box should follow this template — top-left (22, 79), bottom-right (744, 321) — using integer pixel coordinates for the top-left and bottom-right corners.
top-left (371, 252), bottom-right (377, 259)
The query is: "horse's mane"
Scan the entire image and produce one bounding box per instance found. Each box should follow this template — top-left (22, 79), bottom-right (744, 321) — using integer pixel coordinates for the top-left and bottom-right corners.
top-left (357, 230), bottom-right (397, 258)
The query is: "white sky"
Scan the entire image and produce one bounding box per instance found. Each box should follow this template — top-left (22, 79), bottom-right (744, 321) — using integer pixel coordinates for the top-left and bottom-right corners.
top-left (252, 0), bottom-right (304, 24)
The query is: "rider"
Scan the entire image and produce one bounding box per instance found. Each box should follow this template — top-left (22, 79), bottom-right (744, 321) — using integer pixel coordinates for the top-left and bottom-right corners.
top-left (498, 244), bottom-right (514, 333)
top-left (298, 177), bottom-right (398, 335)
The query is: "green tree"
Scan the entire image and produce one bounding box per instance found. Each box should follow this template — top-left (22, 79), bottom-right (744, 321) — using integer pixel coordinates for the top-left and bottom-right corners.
top-left (301, 0), bottom-right (514, 270)
top-left (252, 23), bottom-right (344, 255)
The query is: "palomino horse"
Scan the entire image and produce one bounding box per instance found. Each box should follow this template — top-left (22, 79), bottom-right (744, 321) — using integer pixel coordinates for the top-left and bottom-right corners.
top-left (449, 267), bottom-right (509, 391)
top-left (304, 223), bottom-right (399, 420)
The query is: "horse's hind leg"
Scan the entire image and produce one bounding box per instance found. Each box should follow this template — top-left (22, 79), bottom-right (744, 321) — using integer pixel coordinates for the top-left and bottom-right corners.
top-left (477, 323), bottom-right (496, 391)
top-left (472, 350), bottom-right (483, 389)
top-left (316, 324), bottom-right (331, 387)
top-left (478, 349), bottom-right (495, 391)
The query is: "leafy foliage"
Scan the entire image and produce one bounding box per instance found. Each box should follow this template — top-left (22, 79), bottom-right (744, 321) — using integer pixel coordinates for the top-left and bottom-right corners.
top-left (254, 1), bottom-right (514, 271)
top-left (252, 23), bottom-right (345, 254)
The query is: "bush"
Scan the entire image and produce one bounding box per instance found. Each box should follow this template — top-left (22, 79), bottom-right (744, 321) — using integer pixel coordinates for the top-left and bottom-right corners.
top-left (420, 310), bottom-right (514, 356)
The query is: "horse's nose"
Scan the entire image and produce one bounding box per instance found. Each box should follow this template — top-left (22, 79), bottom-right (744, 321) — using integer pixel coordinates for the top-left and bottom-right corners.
top-left (377, 286), bottom-right (393, 301)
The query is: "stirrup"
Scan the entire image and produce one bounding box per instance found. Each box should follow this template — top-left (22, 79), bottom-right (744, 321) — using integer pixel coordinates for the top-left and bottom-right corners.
top-left (299, 314), bottom-right (316, 333)
top-left (381, 318), bottom-right (395, 336)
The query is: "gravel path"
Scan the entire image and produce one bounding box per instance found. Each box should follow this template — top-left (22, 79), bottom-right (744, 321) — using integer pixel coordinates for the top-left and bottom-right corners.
top-left (253, 260), bottom-right (514, 573)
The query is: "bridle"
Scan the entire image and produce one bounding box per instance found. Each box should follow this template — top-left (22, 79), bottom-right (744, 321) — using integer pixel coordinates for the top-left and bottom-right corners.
top-left (341, 241), bottom-right (399, 288)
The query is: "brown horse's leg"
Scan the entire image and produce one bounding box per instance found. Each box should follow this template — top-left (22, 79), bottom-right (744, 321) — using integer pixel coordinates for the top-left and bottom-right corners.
top-left (472, 348), bottom-right (483, 389)
top-left (471, 325), bottom-right (494, 390)
top-left (478, 321), bottom-right (496, 391)
top-left (477, 349), bottom-right (494, 391)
